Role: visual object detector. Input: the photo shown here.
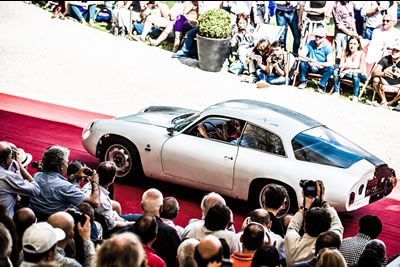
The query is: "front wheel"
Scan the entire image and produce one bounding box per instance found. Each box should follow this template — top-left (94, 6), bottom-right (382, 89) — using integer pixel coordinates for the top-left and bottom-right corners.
top-left (100, 137), bottom-right (143, 182)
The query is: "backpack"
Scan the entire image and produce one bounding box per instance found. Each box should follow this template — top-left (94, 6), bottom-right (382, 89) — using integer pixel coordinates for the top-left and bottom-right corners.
top-left (95, 8), bottom-right (112, 22)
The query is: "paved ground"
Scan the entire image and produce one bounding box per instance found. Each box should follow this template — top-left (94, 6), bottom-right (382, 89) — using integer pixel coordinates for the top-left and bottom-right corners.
top-left (1, 2), bottom-right (400, 185)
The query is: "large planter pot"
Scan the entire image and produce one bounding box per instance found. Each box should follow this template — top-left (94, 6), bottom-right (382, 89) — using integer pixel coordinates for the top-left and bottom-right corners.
top-left (197, 33), bottom-right (230, 72)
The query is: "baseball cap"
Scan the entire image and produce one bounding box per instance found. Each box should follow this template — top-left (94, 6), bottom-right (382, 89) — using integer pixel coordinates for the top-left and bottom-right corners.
top-left (391, 42), bottom-right (400, 50)
top-left (22, 222), bottom-right (65, 254)
top-left (314, 27), bottom-right (327, 38)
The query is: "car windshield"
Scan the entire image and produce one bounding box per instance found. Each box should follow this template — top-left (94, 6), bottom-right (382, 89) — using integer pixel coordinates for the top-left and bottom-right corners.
top-left (174, 112), bottom-right (201, 132)
top-left (292, 126), bottom-right (379, 168)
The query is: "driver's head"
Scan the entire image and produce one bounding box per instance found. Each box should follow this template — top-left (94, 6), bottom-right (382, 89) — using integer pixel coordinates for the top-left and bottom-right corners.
top-left (231, 120), bottom-right (244, 135)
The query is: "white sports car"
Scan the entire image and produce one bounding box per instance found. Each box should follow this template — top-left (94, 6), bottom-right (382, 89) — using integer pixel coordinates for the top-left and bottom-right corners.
top-left (82, 99), bottom-right (397, 215)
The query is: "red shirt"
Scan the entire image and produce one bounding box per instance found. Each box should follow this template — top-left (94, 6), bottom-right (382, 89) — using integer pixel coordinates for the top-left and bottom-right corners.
top-left (143, 245), bottom-right (166, 267)
top-left (230, 251), bottom-right (254, 267)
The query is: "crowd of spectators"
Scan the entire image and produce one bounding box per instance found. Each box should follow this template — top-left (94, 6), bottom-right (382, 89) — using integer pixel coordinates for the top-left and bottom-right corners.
top-left (0, 141), bottom-right (397, 267)
top-left (38, 1), bottom-right (400, 110)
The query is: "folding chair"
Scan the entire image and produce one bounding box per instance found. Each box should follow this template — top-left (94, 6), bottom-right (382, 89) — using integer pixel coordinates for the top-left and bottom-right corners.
top-left (253, 24), bottom-right (285, 43)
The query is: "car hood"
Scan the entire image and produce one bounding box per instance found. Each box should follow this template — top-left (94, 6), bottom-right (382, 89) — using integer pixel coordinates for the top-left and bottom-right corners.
top-left (115, 106), bottom-right (198, 128)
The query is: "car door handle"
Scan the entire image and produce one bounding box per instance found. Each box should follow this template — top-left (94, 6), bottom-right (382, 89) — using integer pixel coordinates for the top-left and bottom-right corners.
top-left (224, 156), bottom-right (233, 160)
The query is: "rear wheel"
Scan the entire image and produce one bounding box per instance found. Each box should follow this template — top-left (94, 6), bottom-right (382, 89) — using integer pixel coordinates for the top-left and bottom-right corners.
top-left (249, 180), bottom-right (297, 218)
top-left (100, 137), bottom-right (143, 182)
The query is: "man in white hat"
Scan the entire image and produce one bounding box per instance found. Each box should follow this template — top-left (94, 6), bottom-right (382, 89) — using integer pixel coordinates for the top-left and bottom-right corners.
top-left (372, 42), bottom-right (400, 108)
top-left (297, 27), bottom-right (335, 92)
top-left (0, 141), bottom-right (40, 218)
top-left (20, 222), bottom-right (65, 266)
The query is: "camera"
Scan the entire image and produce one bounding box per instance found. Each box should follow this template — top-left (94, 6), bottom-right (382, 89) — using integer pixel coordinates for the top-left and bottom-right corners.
top-left (11, 148), bottom-right (17, 160)
top-left (299, 179), bottom-right (318, 197)
top-left (67, 207), bottom-right (87, 225)
top-left (270, 54), bottom-right (278, 64)
top-left (83, 168), bottom-right (93, 176)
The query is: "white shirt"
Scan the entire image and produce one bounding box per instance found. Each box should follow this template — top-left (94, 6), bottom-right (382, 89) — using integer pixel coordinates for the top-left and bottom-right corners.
top-left (367, 26), bottom-right (400, 63)
top-left (362, 1), bottom-right (397, 28)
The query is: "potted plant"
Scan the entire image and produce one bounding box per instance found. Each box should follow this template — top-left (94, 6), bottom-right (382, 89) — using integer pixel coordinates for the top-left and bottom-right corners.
top-left (197, 9), bottom-right (231, 72)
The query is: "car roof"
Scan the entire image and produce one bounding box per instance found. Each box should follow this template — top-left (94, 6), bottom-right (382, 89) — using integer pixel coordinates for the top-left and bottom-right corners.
top-left (202, 99), bottom-right (324, 138)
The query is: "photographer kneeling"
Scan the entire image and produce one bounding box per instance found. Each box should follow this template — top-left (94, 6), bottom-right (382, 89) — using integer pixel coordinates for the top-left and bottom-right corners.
top-left (284, 180), bottom-right (344, 266)
top-left (256, 40), bottom-right (294, 88)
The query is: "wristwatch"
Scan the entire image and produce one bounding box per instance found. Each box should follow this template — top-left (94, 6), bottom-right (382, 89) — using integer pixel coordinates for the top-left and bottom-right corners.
top-left (299, 206), bottom-right (308, 212)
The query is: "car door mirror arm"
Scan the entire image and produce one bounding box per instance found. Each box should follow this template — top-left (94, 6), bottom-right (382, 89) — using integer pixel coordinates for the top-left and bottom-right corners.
top-left (167, 127), bottom-right (174, 136)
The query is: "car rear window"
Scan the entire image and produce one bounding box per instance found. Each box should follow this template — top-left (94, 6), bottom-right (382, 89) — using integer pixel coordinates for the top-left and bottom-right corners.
top-left (292, 126), bottom-right (379, 168)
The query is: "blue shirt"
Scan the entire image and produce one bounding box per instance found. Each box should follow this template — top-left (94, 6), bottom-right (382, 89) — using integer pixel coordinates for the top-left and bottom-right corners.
top-left (305, 40), bottom-right (332, 63)
top-left (29, 171), bottom-right (87, 215)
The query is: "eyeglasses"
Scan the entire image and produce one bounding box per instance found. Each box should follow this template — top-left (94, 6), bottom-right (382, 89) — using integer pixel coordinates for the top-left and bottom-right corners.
top-left (383, 19), bottom-right (392, 23)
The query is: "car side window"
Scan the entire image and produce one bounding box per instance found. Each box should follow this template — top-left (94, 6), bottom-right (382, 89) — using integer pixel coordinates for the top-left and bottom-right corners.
top-left (240, 123), bottom-right (285, 156)
top-left (184, 117), bottom-right (230, 141)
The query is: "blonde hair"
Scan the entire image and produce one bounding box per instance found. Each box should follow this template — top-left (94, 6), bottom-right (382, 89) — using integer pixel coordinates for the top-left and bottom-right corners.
top-left (316, 248), bottom-right (347, 267)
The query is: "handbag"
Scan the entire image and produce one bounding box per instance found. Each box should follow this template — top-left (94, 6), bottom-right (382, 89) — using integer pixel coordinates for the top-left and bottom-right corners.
top-left (228, 60), bottom-right (245, 75)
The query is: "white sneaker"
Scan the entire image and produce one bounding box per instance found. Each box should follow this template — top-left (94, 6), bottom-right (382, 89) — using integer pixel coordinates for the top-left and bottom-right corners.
top-left (332, 92), bottom-right (340, 97)
top-left (297, 82), bottom-right (307, 89)
top-left (256, 80), bottom-right (270, 88)
top-left (352, 96), bottom-right (358, 102)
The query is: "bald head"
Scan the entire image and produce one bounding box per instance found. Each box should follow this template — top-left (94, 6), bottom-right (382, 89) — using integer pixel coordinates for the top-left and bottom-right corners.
top-left (13, 208), bottom-right (36, 234)
top-left (249, 209), bottom-right (270, 227)
top-left (141, 188), bottom-right (163, 216)
top-left (48, 212), bottom-right (74, 243)
top-left (200, 192), bottom-right (226, 218)
top-left (195, 235), bottom-right (223, 266)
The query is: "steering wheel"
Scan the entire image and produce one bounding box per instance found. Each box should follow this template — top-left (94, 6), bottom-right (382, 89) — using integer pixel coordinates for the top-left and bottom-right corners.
top-left (196, 121), bottom-right (218, 138)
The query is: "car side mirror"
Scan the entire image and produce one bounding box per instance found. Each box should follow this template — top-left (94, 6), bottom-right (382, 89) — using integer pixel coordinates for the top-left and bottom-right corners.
top-left (167, 127), bottom-right (174, 136)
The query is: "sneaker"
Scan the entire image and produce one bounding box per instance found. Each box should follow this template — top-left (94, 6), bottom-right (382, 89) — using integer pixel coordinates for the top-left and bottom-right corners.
top-left (332, 92), bottom-right (340, 97)
top-left (256, 80), bottom-right (270, 88)
top-left (316, 86), bottom-right (325, 93)
top-left (352, 96), bottom-right (358, 102)
top-left (172, 50), bottom-right (188, 58)
top-left (297, 82), bottom-right (307, 89)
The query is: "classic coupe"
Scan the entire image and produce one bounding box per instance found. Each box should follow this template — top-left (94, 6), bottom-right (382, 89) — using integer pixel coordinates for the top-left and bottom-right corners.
top-left (82, 99), bottom-right (397, 214)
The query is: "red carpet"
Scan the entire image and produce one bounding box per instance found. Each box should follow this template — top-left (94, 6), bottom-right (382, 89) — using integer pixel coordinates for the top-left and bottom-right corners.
top-left (1, 94), bottom-right (399, 257)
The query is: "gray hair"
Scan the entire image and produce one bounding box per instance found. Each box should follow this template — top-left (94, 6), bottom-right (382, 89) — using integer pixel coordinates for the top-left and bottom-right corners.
top-left (200, 192), bottom-right (226, 218)
top-left (365, 239), bottom-right (387, 263)
top-left (178, 238), bottom-right (199, 267)
top-left (0, 223), bottom-right (12, 257)
top-left (142, 188), bottom-right (163, 213)
top-left (41, 145), bottom-right (70, 172)
top-left (96, 232), bottom-right (145, 267)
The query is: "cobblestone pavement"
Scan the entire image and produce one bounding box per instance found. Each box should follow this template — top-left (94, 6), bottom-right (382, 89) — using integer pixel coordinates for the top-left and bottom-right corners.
top-left (0, 2), bottom-right (399, 192)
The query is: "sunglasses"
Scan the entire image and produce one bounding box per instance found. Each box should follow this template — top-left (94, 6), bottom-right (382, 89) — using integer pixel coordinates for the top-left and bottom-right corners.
top-left (393, 49), bottom-right (400, 52)
top-left (315, 35), bottom-right (324, 39)
top-left (383, 19), bottom-right (392, 23)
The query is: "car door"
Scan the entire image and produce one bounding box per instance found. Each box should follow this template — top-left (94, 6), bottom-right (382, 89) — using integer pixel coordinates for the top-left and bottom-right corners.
top-left (161, 117), bottom-right (238, 190)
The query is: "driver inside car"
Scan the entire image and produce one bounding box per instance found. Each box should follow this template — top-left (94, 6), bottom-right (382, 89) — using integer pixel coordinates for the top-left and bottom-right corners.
top-left (198, 119), bottom-right (255, 147)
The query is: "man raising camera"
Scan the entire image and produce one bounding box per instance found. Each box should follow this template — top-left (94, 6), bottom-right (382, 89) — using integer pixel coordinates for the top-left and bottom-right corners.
top-left (0, 141), bottom-right (40, 218)
top-left (284, 180), bottom-right (344, 266)
top-left (29, 145), bottom-right (100, 222)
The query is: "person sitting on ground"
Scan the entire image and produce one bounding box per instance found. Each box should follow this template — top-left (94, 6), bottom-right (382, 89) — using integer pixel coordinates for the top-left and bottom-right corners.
top-left (0, 141), bottom-right (40, 218)
top-left (82, 161), bottom-right (138, 234)
top-left (29, 145), bottom-right (100, 222)
top-left (245, 38), bottom-right (271, 80)
top-left (371, 42), bottom-right (400, 108)
top-left (262, 184), bottom-right (287, 238)
top-left (13, 207), bottom-right (36, 252)
top-left (230, 13), bottom-right (256, 76)
top-left (111, 1), bottom-right (142, 37)
top-left (177, 238), bottom-right (200, 267)
top-left (256, 40), bottom-right (295, 88)
top-left (171, 1), bottom-right (222, 58)
top-left (96, 232), bottom-right (146, 267)
top-left (182, 203), bottom-right (240, 254)
top-left (250, 244), bottom-right (280, 267)
top-left (134, 1), bottom-right (170, 42)
top-left (194, 235), bottom-right (225, 267)
top-left (284, 181), bottom-right (344, 266)
top-left (230, 222), bottom-right (265, 267)
top-left (0, 223), bottom-right (13, 267)
top-left (315, 247), bottom-right (347, 267)
top-left (20, 222), bottom-right (65, 266)
top-left (140, 188), bottom-right (181, 267)
top-left (297, 27), bottom-right (335, 92)
top-left (339, 214), bottom-right (383, 265)
top-left (131, 215), bottom-right (166, 267)
top-left (160, 196), bottom-right (184, 239)
top-left (48, 211), bottom-right (95, 267)
top-left (333, 36), bottom-right (366, 101)
top-left (68, 1), bottom-right (98, 26)
top-left (292, 231), bottom-right (342, 267)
